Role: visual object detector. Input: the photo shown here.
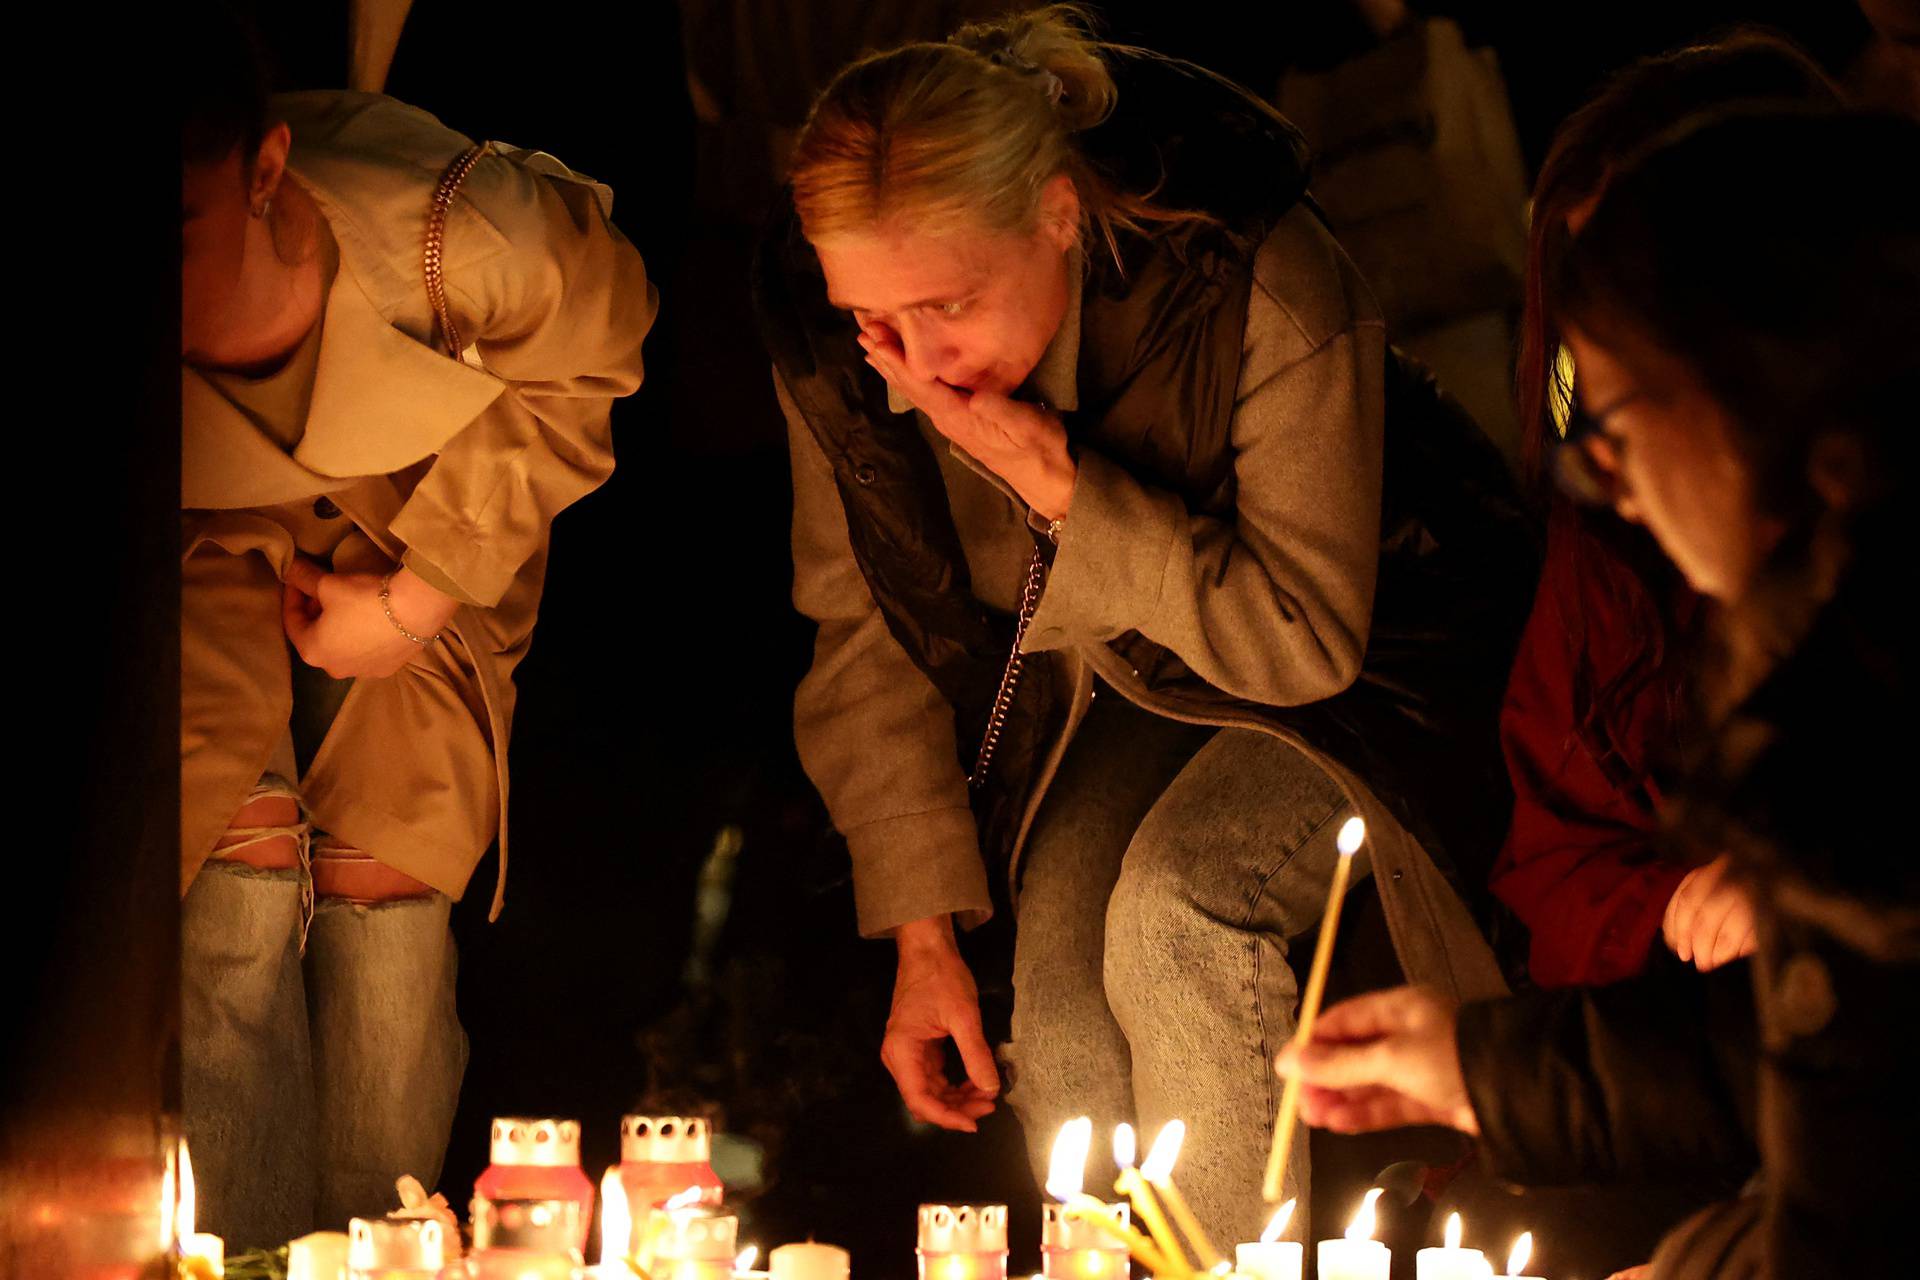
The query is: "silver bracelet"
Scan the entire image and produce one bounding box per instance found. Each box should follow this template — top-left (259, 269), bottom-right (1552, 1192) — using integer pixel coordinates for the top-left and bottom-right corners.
top-left (379, 573), bottom-right (437, 645)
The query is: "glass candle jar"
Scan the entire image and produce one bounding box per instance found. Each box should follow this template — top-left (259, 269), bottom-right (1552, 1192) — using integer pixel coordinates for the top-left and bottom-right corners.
top-left (617, 1115), bottom-right (724, 1214)
top-left (1041, 1202), bottom-right (1130, 1280)
top-left (466, 1197), bottom-right (584, 1280)
top-left (917, 1204), bottom-right (1009, 1280)
top-left (347, 1217), bottom-right (446, 1280)
top-left (474, 1118), bottom-right (594, 1255)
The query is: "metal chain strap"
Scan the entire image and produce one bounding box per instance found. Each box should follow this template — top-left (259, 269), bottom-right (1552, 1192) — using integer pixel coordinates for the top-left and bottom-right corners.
top-left (423, 141), bottom-right (493, 358)
top-left (968, 546), bottom-right (1048, 788)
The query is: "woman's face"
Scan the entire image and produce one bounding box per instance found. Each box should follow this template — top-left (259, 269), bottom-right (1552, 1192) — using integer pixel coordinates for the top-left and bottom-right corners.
top-left (812, 178), bottom-right (1078, 398)
top-left (1565, 321), bottom-right (1781, 601)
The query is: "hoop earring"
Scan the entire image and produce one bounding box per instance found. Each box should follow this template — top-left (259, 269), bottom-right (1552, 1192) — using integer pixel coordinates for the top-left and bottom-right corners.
top-left (251, 197), bottom-right (273, 220)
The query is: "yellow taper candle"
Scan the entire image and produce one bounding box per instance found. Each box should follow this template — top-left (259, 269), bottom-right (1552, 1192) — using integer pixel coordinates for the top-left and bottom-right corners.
top-left (1262, 816), bottom-right (1366, 1203)
top-left (1138, 1121), bottom-right (1223, 1271)
top-left (1113, 1125), bottom-right (1191, 1277)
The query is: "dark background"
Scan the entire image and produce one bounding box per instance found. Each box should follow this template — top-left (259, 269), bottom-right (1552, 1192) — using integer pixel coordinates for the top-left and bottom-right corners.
top-left (5, 4), bottom-right (1886, 1278)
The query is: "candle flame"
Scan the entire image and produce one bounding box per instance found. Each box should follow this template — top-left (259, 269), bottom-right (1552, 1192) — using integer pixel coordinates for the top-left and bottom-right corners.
top-left (158, 1141), bottom-right (178, 1250)
top-left (1046, 1116), bottom-right (1093, 1200)
top-left (1112, 1124), bottom-right (1137, 1170)
top-left (176, 1140), bottom-right (196, 1242)
top-left (1259, 1200), bottom-right (1296, 1244)
top-left (1444, 1212), bottom-right (1462, 1250)
top-left (1507, 1232), bottom-right (1532, 1276)
top-left (1336, 817), bottom-right (1366, 857)
top-left (1139, 1120), bottom-right (1185, 1182)
top-left (1344, 1188), bottom-right (1383, 1242)
top-left (599, 1167), bottom-right (631, 1268)
top-left (665, 1186), bottom-right (703, 1212)
top-left (737, 1246), bottom-right (760, 1272)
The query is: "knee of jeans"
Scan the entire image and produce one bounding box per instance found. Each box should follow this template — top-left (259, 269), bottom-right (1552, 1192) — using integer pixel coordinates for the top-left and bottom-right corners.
top-left (311, 837), bottom-right (437, 905)
top-left (1103, 844), bottom-right (1212, 1001)
top-left (211, 775), bottom-right (308, 872)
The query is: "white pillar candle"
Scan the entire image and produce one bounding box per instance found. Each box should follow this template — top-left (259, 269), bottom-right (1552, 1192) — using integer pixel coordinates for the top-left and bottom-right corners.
top-left (1416, 1213), bottom-right (1490, 1280)
top-left (289, 1231), bottom-right (351, 1280)
top-left (181, 1233), bottom-right (225, 1278)
top-left (1501, 1231), bottom-right (1545, 1280)
top-left (1317, 1190), bottom-right (1389, 1280)
top-left (770, 1242), bottom-right (850, 1280)
top-left (1234, 1198), bottom-right (1302, 1280)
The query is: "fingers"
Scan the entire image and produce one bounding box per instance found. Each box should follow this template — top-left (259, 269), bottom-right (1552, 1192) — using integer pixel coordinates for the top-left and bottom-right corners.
top-left (1303, 986), bottom-right (1427, 1044)
top-left (1665, 863), bottom-right (1717, 961)
top-left (858, 335), bottom-right (970, 421)
top-left (282, 581), bottom-right (317, 658)
top-left (1297, 1083), bottom-right (1430, 1135)
top-left (1699, 888), bottom-right (1757, 971)
top-left (949, 1005), bottom-right (1002, 1099)
top-left (283, 556), bottom-right (328, 598)
top-left (1283, 1036), bottom-right (1407, 1092)
top-left (881, 1035), bottom-right (980, 1132)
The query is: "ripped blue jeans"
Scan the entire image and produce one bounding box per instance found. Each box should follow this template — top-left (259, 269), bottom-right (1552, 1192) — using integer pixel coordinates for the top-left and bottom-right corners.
top-left (180, 767), bottom-right (468, 1246)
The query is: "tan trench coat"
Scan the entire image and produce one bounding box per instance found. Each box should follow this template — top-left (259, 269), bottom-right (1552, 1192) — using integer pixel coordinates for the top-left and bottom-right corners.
top-left (787, 207), bottom-right (1507, 1003)
top-left (181, 92), bottom-right (656, 918)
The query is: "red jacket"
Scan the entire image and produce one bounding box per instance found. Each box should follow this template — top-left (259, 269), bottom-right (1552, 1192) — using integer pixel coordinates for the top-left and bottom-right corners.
top-left (1490, 512), bottom-right (1699, 988)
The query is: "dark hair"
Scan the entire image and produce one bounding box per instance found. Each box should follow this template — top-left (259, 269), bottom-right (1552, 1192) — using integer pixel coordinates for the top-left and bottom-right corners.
top-left (182, 1), bottom-right (275, 168)
top-left (1557, 107), bottom-right (1920, 531)
top-left (1513, 31), bottom-right (1840, 782)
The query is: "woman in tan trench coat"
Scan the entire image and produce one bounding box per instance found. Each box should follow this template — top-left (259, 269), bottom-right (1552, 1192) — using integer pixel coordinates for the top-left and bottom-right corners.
top-left (180, 9), bottom-right (654, 1245)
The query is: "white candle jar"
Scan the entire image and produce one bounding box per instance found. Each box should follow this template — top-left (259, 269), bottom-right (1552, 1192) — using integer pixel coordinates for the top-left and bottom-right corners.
top-left (1234, 1240), bottom-right (1304, 1280)
top-left (1041, 1202), bottom-right (1130, 1280)
top-left (466, 1196), bottom-right (584, 1280)
top-left (646, 1206), bottom-right (738, 1280)
top-left (918, 1204), bottom-right (1009, 1280)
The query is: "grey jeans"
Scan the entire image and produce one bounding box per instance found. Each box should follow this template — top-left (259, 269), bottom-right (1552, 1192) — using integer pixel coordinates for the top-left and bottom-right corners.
top-left (180, 856), bottom-right (468, 1245)
top-left (1005, 687), bottom-right (1366, 1245)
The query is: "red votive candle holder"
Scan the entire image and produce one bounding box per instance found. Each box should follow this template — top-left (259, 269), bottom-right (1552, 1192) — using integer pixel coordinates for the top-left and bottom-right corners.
top-left (618, 1114), bottom-right (724, 1213)
top-left (473, 1118), bottom-right (594, 1254)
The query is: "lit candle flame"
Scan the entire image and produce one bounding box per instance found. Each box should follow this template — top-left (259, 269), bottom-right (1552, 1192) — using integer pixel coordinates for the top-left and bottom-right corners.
top-left (1139, 1120), bottom-right (1185, 1182)
top-left (1259, 1200), bottom-right (1296, 1244)
top-left (1344, 1188), bottom-right (1383, 1242)
top-left (1336, 817), bottom-right (1366, 857)
top-left (737, 1246), bottom-right (760, 1273)
top-left (176, 1139), bottom-right (196, 1241)
top-left (1444, 1212), bottom-right (1462, 1250)
top-left (158, 1141), bottom-right (178, 1250)
top-left (599, 1167), bottom-right (631, 1268)
top-left (1046, 1116), bottom-right (1093, 1201)
top-left (665, 1186), bottom-right (703, 1212)
top-left (1113, 1124), bottom-right (1137, 1170)
top-left (1506, 1232), bottom-right (1532, 1277)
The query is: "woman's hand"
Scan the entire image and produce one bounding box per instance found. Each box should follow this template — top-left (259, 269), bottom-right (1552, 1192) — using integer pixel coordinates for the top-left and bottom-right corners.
top-left (1663, 854), bottom-right (1759, 971)
top-left (282, 559), bottom-right (459, 679)
top-left (1274, 985), bottom-right (1481, 1135)
top-left (882, 914), bottom-right (1001, 1132)
top-left (859, 331), bottom-right (1077, 521)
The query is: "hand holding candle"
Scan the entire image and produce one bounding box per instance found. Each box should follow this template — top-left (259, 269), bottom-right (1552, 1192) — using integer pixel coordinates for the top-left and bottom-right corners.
top-left (1263, 817), bottom-right (1366, 1202)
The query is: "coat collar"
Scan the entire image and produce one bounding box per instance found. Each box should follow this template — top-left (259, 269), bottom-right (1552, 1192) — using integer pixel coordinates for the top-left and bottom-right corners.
top-left (182, 197), bottom-right (505, 510)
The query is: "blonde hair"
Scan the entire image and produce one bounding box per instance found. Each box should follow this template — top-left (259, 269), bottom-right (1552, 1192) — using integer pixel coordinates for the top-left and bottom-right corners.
top-left (788, 5), bottom-right (1215, 267)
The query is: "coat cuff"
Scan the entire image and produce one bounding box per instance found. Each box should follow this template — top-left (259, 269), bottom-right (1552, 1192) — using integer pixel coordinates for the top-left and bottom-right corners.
top-left (402, 548), bottom-right (486, 608)
top-left (845, 807), bottom-right (994, 939)
top-left (1022, 447), bottom-right (1181, 649)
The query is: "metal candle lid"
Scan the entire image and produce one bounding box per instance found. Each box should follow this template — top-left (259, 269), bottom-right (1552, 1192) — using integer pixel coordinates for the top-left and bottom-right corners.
top-left (490, 1116), bottom-right (582, 1168)
top-left (470, 1197), bottom-right (585, 1254)
top-left (1042, 1202), bottom-right (1130, 1250)
top-left (348, 1217), bottom-right (446, 1272)
top-left (620, 1114), bottom-right (713, 1164)
top-left (918, 1204), bottom-right (1009, 1254)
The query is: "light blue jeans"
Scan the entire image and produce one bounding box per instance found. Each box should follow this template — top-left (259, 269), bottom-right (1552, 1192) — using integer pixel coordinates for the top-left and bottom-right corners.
top-left (1004, 688), bottom-right (1367, 1245)
top-left (180, 823), bottom-right (468, 1246)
